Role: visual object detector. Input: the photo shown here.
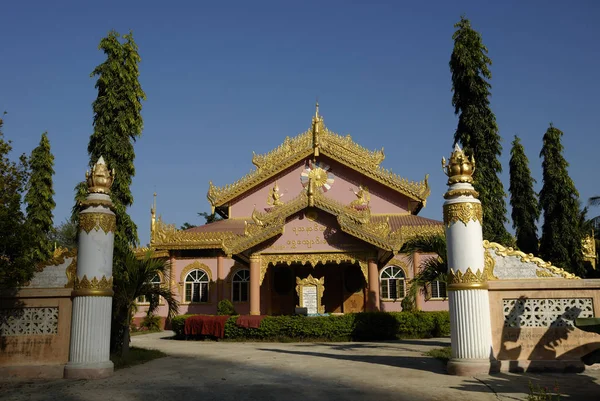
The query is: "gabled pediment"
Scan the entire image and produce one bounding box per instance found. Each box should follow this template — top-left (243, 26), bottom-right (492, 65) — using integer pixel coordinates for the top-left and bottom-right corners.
top-left (152, 187), bottom-right (443, 256)
top-left (207, 106), bottom-right (430, 211)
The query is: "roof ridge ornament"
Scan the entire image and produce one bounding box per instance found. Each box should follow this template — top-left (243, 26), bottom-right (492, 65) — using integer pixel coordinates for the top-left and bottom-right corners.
top-left (312, 100), bottom-right (322, 157)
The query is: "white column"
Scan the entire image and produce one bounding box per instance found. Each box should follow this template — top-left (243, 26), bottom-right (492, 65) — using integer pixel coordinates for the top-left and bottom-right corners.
top-left (65, 157), bottom-right (116, 379)
top-left (442, 145), bottom-right (496, 376)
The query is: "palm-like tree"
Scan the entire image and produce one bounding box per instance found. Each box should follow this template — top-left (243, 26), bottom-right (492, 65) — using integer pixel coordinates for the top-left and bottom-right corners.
top-left (400, 234), bottom-right (448, 311)
top-left (112, 250), bottom-right (179, 356)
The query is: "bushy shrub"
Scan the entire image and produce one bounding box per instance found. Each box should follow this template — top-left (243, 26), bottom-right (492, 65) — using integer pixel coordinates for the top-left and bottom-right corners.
top-left (171, 311), bottom-right (450, 341)
top-left (141, 314), bottom-right (162, 332)
top-left (172, 314), bottom-right (194, 338)
top-left (217, 299), bottom-right (237, 316)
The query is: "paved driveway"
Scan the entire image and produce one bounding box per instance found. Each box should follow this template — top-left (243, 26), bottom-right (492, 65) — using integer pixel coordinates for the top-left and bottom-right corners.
top-left (1, 332), bottom-right (599, 400)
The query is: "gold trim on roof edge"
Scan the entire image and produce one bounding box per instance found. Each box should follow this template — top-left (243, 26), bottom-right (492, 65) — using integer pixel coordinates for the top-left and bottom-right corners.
top-left (207, 115), bottom-right (429, 207)
top-left (151, 191), bottom-right (443, 255)
top-left (37, 247), bottom-right (77, 272)
top-left (483, 240), bottom-right (580, 279)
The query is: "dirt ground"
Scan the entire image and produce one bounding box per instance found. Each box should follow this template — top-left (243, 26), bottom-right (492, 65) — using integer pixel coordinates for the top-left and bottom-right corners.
top-left (1, 332), bottom-right (599, 401)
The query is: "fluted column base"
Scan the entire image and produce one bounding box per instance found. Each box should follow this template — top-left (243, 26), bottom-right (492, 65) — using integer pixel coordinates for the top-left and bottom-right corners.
top-left (65, 296), bottom-right (113, 379)
top-left (448, 358), bottom-right (499, 376)
top-left (448, 288), bottom-right (496, 376)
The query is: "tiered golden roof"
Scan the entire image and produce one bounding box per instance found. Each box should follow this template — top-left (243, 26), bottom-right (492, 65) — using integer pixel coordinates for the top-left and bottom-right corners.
top-left (207, 106), bottom-right (430, 208)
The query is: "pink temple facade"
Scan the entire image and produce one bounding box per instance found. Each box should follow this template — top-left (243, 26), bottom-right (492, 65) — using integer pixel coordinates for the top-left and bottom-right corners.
top-left (134, 105), bottom-right (448, 327)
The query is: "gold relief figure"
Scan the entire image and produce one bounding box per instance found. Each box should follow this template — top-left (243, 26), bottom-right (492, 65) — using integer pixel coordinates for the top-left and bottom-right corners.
top-left (267, 182), bottom-right (285, 207)
top-left (349, 185), bottom-right (370, 209)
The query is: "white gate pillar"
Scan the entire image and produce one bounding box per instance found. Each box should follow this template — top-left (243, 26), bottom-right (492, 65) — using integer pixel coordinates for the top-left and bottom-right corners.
top-left (64, 157), bottom-right (116, 379)
top-left (442, 144), bottom-right (497, 375)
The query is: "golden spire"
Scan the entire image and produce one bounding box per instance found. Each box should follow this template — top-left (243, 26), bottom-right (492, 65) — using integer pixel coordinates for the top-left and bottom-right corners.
top-left (86, 156), bottom-right (114, 194)
top-left (312, 100), bottom-right (321, 157)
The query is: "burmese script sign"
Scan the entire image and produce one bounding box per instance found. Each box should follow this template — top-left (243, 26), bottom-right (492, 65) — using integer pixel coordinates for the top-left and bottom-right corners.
top-left (302, 286), bottom-right (318, 314)
top-left (266, 216), bottom-right (362, 252)
top-left (296, 274), bottom-right (325, 314)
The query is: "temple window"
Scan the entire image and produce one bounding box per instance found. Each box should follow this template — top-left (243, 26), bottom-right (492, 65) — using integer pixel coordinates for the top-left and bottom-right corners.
top-left (427, 280), bottom-right (447, 300)
top-left (185, 269), bottom-right (209, 303)
top-left (137, 274), bottom-right (161, 304)
top-left (380, 266), bottom-right (406, 300)
top-left (232, 268), bottom-right (250, 302)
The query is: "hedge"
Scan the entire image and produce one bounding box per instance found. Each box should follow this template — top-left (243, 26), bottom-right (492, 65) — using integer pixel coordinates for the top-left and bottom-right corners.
top-left (171, 311), bottom-right (450, 341)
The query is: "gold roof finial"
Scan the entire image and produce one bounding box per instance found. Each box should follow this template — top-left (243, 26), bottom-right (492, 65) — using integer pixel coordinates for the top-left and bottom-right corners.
top-left (315, 100), bottom-right (319, 119)
top-left (312, 100), bottom-right (321, 157)
top-left (86, 156), bottom-right (114, 194)
top-left (442, 143), bottom-right (475, 185)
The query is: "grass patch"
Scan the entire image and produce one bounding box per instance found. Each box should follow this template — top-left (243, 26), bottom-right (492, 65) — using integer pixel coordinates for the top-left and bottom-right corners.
top-left (110, 347), bottom-right (167, 370)
top-left (131, 329), bottom-right (162, 336)
top-left (424, 346), bottom-right (452, 364)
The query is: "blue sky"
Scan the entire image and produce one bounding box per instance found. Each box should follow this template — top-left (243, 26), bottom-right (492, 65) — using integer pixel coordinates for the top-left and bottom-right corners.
top-left (1, 0), bottom-right (598, 246)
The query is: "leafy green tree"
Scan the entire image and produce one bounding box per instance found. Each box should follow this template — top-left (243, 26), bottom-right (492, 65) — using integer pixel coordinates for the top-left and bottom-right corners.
top-left (509, 135), bottom-right (540, 255)
top-left (73, 30), bottom-right (146, 257)
top-left (0, 114), bottom-right (34, 288)
top-left (25, 132), bottom-right (55, 263)
top-left (450, 16), bottom-right (510, 244)
top-left (112, 250), bottom-right (178, 356)
top-left (539, 124), bottom-right (585, 276)
top-left (48, 219), bottom-right (78, 249)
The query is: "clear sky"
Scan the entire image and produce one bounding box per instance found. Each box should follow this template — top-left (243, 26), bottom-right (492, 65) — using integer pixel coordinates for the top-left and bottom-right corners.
top-left (1, 0), bottom-right (598, 247)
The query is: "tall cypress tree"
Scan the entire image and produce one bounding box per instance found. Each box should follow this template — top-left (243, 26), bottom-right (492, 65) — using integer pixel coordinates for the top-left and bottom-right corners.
top-left (539, 124), bottom-right (584, 276)
top-left (25, 132), bottom-right (55, 262)
top-left (450, 16), bottom-right (510, 244)
top-left (509, 135), bottom-right (539, 255)
top-left (73, 30), bottom-right (146, 256)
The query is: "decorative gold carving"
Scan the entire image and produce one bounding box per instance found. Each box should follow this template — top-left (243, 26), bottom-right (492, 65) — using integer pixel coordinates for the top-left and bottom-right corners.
top-left (151, 216), bottom-right (237, 249)
top-left (79, 198), bottom-right (114, 210)
top-left (179, 261), bottom-right (213, 283)
top-left (72, 275), bottom-right (114, 296)
top-left (133, 247), bottom-right (170, 259)
top-left (483, 240), bottom-right (580, 279)
top-left (79, 213), bottom-right (116, 234)
top-left (442, 143), bottom-right (475, 185)
top-left (443, 202), bottom-right (483, 227)
top-left (536, 270), bottom-right (554, 278)
top-left (65, 258), bottom-right (77, 288)
top-left (349, 185), bottom-right (370, 210)
top-left (483, 249), bottom-right (498, 281)
top-left (582, 232), bottom-right (596, 269)
top-left (267, 182), bottom-right (284, 206)
top-left (37, 247), bottom-right (77, 272)
top-left (208, 110), bottom-right (429, 208)
top-left (86, 156), bottom-right (114, 194)
top-left (443, 188), bottom-right (480, 199)
top-left (296, 274), bottom-right (325, 314)
top-left (447, 267), bottom-right (489, 290)
top-left (259, 252), bottom-right (370, 285)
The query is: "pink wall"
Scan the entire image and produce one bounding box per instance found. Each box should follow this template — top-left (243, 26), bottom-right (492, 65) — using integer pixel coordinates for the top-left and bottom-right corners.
top-left (229, 156), bottom-right (411, 217)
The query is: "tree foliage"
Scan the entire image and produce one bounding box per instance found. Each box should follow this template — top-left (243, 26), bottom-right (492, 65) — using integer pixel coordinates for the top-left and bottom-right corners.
top-left (0, 115), bottom-right (35, 288)
top-left (508, 135), bottom-right (540, 255)
top-left (73, 30), bottom-right (146, 256)
top-left (25, 132), bottom-right (55, 263)
top-left (400, 234), bottom-right (448, 311)
top-left (111, 250), bottom-right (178, 355)
top-left (48, 219), bottom-right (78, 250)
top-left (449, 16), bottom-right (510, 244)
top-left (181, 211), bottom-right (223, 230)
top-left (539, 124), bottom-right (584, 276)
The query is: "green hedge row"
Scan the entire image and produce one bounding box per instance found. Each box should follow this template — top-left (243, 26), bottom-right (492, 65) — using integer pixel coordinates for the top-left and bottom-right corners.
top-left (171, 311), bottom-right (450, 341)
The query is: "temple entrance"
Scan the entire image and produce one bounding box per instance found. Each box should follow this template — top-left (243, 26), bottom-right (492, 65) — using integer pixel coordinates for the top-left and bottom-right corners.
top-left (268, 262), bottom-right (366, 315)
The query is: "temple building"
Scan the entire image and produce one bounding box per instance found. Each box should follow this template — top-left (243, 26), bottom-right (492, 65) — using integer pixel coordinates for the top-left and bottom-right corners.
top-left (135, 105), bottom-right (448, 324)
